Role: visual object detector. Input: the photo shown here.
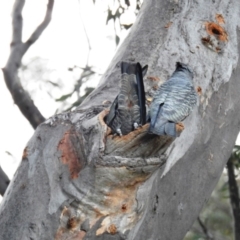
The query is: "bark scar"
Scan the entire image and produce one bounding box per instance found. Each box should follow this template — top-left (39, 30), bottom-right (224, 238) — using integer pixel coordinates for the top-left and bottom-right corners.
top-left (58, 131), bottom-right (82, 179)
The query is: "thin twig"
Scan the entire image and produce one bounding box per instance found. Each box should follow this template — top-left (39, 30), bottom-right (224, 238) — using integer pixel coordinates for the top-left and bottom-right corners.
top-left (78, 0), bottom-right (92, 65)
top-left (74, 0), bottom-right (94, 99)
top-left (12, 0), bottom-right (25, 44)
top-left (197, 217), bottom-right (213, 240)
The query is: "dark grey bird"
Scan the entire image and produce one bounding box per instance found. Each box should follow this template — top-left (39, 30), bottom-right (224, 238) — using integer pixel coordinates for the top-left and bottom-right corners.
top-left (106, 62), bottom-right (148, 136)
top-left (149, 62), bottom-right (197, 137)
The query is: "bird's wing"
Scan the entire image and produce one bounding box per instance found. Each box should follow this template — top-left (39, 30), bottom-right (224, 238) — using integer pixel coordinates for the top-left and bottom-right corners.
top-left (106, 62), bottom-right (148, 135)
top-left (136, 63), bottom-right (146, 125)
top-left (150, 80), bottom-right (170, 120)
top-left (118, 73), bottom-right (140, 134)
top-left (105, 95), bottom-right (118, 126)
top-left (161, 78), bottom-right (197, 122)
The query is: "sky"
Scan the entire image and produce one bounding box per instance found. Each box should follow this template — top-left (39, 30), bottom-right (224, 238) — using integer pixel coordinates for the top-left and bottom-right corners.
top-left (0, 0), bottom-right (240, 202)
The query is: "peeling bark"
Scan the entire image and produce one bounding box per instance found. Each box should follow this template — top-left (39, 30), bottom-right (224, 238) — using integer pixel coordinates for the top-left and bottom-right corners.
top-left (1, 1), bottom-right (240, 240)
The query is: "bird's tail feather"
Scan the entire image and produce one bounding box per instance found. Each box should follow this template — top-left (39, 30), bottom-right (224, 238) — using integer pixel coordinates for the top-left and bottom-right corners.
top-left (149, 120), bottom-right (176, 137)
top-left (149, 116), bottom-right (166, 135)
top-left (164, 122), bottom-right (176, 137)
top-left (149, 123), bottom-right (165, 135)
top-left (136, 63), bottom-right (146, 125)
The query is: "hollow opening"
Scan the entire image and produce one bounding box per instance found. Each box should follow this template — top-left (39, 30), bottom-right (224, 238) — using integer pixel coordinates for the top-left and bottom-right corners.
top-left (205, 22), bottom-right (228, 42)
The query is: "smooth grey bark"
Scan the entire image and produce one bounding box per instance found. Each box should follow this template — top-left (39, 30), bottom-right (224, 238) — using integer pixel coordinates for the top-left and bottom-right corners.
top-left (1, 1), bottom-right (240, 240)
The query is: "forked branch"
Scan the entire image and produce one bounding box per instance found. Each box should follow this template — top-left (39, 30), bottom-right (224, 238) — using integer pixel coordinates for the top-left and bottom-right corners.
top-left (3, 0), bottom-right (55, 129)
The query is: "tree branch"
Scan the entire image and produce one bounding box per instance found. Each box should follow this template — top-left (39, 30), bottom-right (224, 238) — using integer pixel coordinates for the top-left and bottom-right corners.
top-left (23, 0), bottom-right (54, 54)
top-left (3, 0), bottom-right (55, 129)
top-left (227, 155), bottom-right (240, 240)
top-left (0, 166), bottom-right (10, 196)
top-left (197, 217), bottom-right (213, 240)
top-left (2, 68), bottom-right (45, 129)
top-left (12, 0), bottom-right (25, 44)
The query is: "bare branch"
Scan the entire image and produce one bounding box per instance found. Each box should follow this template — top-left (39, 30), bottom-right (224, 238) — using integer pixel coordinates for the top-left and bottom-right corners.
top-left (2, 67), bottom-right (45, 129)
top-left (3, 0), bottom-right (55, 128)
top-left (227, 156), bottom-right (240, 240)
top-left (0, 166), bottom-right (10, 196)
top-left (23, 0), bottom-right (54, 54)
top-left (197, 217), bottom-right (213, 240)
top-left (12, 0), bottom-right (25, 44)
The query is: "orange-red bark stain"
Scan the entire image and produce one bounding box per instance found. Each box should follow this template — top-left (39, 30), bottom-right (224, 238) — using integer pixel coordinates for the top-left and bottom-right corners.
top-left (108, 224), bottom-right (117, 235)
top-left (98, 109), bottom-right (109, 127)
top-left (176, 122), bottom-right (184, 133)
top-left (67, 217), bottom-right (78, 229)
top-left (93, 208), bottom-right (105, 219)
top-left (55, 228), bottom-right (86, 240)
top-left (121, 203), bottom-right (127, 212)
top-left (165, 21), bottom-right (173, 28)
top-left (58, 131), bottom-right (82, 179)
top-left (147, 76), bottom-right (160, 81)
top-left (22, 147), bottom-right (28, 160)
top-left (215, 46), bottom-right (221, 52)
top-left (215, 14), bottom-right (225, 25)
top-left (109, 123), bottom-right (149, 140)
top-left (205, 22), bottom-right (228, 41)
top-left (201, 36), bottom-right (211, 45)
top-left (197, 86), bottom-right (202, 95)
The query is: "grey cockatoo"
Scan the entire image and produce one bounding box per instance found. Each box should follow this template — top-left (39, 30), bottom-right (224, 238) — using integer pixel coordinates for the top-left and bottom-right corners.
top-left (106, 62), bottom-right (148, 136)
top-left (149, 62), bottom-right (197, 137)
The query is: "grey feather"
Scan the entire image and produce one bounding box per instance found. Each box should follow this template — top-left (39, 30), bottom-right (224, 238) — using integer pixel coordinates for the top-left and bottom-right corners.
top-left (149, 62), bottom-right (197, 137)
top-left (106, 62), bottom-right (148, 136)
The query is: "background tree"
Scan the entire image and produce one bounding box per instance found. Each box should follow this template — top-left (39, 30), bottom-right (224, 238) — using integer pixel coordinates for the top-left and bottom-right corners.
top-left (1, 0), bottom-right (240, 240)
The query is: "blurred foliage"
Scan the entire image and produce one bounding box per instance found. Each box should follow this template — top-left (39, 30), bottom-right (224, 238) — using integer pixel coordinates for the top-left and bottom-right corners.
top-left (20, 57), bottom-right (63, 99)
top-left (56, 65), bottom-right (96, 111)
top-left (185, 146), bottom-right (240, 240)
top-left (20, 58), bottom-right (97, 113)
top-left (97, 0), bottom-right (143, 45)
top-left (231, 145), bottom-right (240, 169)
top-left (19, 0), bottom-right (143, 114)
top-left (64, 87), bottom-right (94, 111)
top-left (184, 173), bottom-right (234, 240)
top-left (18, 0), bottom-right (144, 114)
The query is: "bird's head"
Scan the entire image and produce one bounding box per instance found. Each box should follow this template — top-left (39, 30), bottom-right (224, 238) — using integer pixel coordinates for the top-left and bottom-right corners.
top-left (176, 62), bottom-right (193, 79)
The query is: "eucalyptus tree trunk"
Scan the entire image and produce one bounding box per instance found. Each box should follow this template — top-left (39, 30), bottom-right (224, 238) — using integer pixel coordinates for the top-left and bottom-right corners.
top-left (1, 1), bottom-right (240, 240)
